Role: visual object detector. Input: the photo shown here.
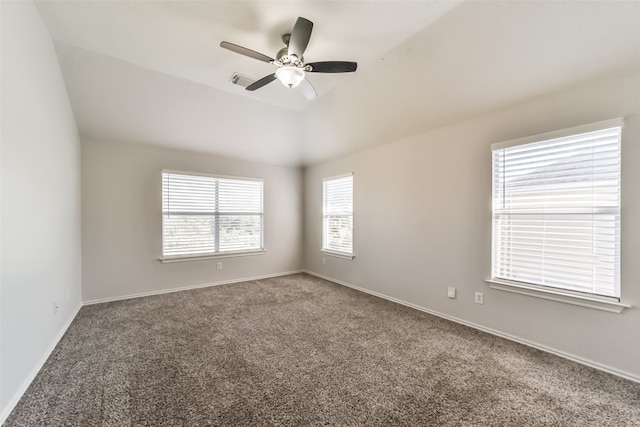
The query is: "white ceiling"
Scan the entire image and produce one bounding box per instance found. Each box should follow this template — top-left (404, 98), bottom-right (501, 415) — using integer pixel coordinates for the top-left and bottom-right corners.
top-left (35, 1), bottom-right (640, 166)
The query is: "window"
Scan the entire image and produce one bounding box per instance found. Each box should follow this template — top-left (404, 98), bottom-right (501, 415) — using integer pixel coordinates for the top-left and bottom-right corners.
top-left (161, 171), bottom-right (263, 260)
top-left (491, 119), bottom-right (622, 299)
top-left (323, 174), bottom-right (354, 256)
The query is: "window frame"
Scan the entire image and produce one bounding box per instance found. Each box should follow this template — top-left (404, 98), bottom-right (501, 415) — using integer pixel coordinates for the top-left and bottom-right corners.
top-left (159, 169), bottom-right (265, 263)
top-left (487, 118), bottom-right (630, 313)
top-left (322, 173), bottom-right (355, 260)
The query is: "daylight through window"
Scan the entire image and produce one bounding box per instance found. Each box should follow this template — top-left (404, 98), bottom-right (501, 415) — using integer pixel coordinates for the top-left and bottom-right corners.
top-left (491, 119), bottom-right (622, 298)
top-left (323, 174), bottom-right (353, 255)
top-left (162, 171), bottom-right (263, 258)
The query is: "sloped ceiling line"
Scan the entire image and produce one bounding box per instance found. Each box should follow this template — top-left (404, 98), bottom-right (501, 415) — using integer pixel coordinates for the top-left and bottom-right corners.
top-left (36, 1), bottom-right (640, 166)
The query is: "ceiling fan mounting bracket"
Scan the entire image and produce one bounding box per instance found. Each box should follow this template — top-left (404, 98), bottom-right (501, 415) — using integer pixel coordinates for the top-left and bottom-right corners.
top-left (281, 33), bottom-right (291, 46)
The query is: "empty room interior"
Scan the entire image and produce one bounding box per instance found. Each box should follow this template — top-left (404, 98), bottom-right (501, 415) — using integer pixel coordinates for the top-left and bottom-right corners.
top-left (2, 0), bottom-right (640, 425)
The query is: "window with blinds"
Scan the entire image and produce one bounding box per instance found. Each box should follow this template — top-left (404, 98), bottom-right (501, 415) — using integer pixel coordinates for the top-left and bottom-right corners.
top-left (162, 171), bottom-right (263, 258)
top-left (323, 174), bottom-right (353, 254)
top-left (491, 119), bottom-right (622, 298)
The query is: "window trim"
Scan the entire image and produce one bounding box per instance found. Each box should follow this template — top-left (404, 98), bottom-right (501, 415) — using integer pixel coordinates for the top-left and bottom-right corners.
top-left (321, 249), bottom-right (355, 261)
top-left (485, 278), bottom-right (630, 313)
top-left (159, 249), bottom-right (266, 264)
top-left (159, 169), bottom-right (264, 262)
top-left (491, 118), bottom-right (624, 151)
top-left (322, 173), bottom-right (354, 257)
top-left (490, 118), bottom-right (626, 308)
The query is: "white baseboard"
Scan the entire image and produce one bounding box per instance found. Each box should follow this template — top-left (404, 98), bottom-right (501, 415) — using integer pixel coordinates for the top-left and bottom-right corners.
top-left (0, 303), bottom-right (83, 425)
top-left (5, 268), bottom-right (633, 426)
top-left (83, 270), bottom-right (304, 305)
top-left (304, 270), bottom-right (640, 384)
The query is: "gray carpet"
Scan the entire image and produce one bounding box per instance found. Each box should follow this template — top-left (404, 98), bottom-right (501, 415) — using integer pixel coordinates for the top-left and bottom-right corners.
top-left (5, 273), bottom-right (640, 426)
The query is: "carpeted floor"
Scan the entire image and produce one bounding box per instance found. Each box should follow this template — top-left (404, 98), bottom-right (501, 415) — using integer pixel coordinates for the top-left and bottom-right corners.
top-left (5, 273), bottom-right (640, 426)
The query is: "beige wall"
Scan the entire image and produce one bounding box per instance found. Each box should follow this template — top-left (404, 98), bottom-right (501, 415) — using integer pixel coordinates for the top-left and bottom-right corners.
top-left (1, 1), bottom-right (83, 419)
top-left (303, 69), bottom-right (640, 380)
top-left (81, 140), bottom-right (303, 302)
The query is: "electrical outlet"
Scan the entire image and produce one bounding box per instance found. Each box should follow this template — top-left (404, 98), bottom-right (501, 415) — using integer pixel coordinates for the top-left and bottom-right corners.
top-left (216, 262), bottom-right (223, 270)
top-left (475, 292), bottom-right (484, 305)
top-left (447, 287), bottom-right (456, 299)
top-left (322, 257), bottom-right (326, 265)
top-left (53, 302), bottom-right (59, 315)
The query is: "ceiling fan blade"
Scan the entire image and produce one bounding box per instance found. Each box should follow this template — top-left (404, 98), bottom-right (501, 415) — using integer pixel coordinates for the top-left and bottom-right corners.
top-left (298, 79), bottom-right (317, 100)
top-left (306, 61), bottom-right (358, 73)
top-left (246, 74), bottom-right (277, 91)
top-left (220, 41), bottom-right (274, 63)
top-left (288, 17), bottom-right (313, 59)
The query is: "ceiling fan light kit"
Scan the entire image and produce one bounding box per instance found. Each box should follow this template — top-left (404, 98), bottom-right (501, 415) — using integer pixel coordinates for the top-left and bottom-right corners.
top-left (220, 16), bottom-right (357, 100)
top-left (275, 66), bottom-right (305, 88)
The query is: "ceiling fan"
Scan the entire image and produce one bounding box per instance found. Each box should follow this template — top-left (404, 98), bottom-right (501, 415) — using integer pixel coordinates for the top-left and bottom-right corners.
top-left (220, 17), bottom-right (357, 100)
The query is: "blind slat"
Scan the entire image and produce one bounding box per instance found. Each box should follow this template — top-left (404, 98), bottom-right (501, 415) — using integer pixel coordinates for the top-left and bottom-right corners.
top-left (162, 172), bottom-right (263, 256)
top-left (491, 124), bottom-right (621, 298)
top-left (323, 175), bottom-right (353, 254)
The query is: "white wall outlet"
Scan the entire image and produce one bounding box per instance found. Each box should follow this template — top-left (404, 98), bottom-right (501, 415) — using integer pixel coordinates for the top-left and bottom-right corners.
top-left (475, 292), bottom-right (484, 304)
top-left (447, 287), bottom-right (456, 299)
top-left (216, 262), bottom-right (223, 270)
top-left (53, 302), bottom-right (59, 315)
top-left (322, 257), bottom-right (326, 265)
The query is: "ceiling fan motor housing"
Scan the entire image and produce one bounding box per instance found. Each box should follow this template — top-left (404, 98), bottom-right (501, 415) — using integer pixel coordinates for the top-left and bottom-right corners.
top-left (276, 46), bottom-right (303, 67)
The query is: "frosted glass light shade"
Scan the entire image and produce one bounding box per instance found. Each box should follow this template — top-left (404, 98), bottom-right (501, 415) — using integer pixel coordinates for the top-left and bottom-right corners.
top-left (276, 66), bottom-right (305, 88)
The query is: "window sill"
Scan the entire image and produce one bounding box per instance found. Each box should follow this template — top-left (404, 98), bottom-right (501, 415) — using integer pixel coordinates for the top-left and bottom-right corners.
top-left (485, 278), bottom-right (630, 314)
top-left (321, 250), bottom-right (355, 261)
top-left (159, 249), bottom-right (266, 264)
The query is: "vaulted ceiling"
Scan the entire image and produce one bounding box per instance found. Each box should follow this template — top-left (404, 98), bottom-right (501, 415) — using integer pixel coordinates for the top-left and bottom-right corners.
top-left (36, 1), bottom-right (640, 166)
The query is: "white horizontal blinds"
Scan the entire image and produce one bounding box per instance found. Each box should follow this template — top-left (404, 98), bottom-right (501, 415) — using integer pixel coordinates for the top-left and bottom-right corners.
top-left (492, 125), bottom-right (621, 298)
top-left (323, 175), bottom-right (353, 253)
top-left (162, 172), bottom-right (263, 257)
top-left (217, 178), bottom-right (263, 252)
top-left (163, 173), bottom-right (217, 256)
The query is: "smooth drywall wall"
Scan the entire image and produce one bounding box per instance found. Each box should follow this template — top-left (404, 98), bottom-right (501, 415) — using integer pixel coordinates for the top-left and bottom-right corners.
top-left (304, 69), bottom-right (640, 379)
top-left (1, 1), bottom-right (83, 420)
top-left (81, 140), bottom-right (303, 302)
